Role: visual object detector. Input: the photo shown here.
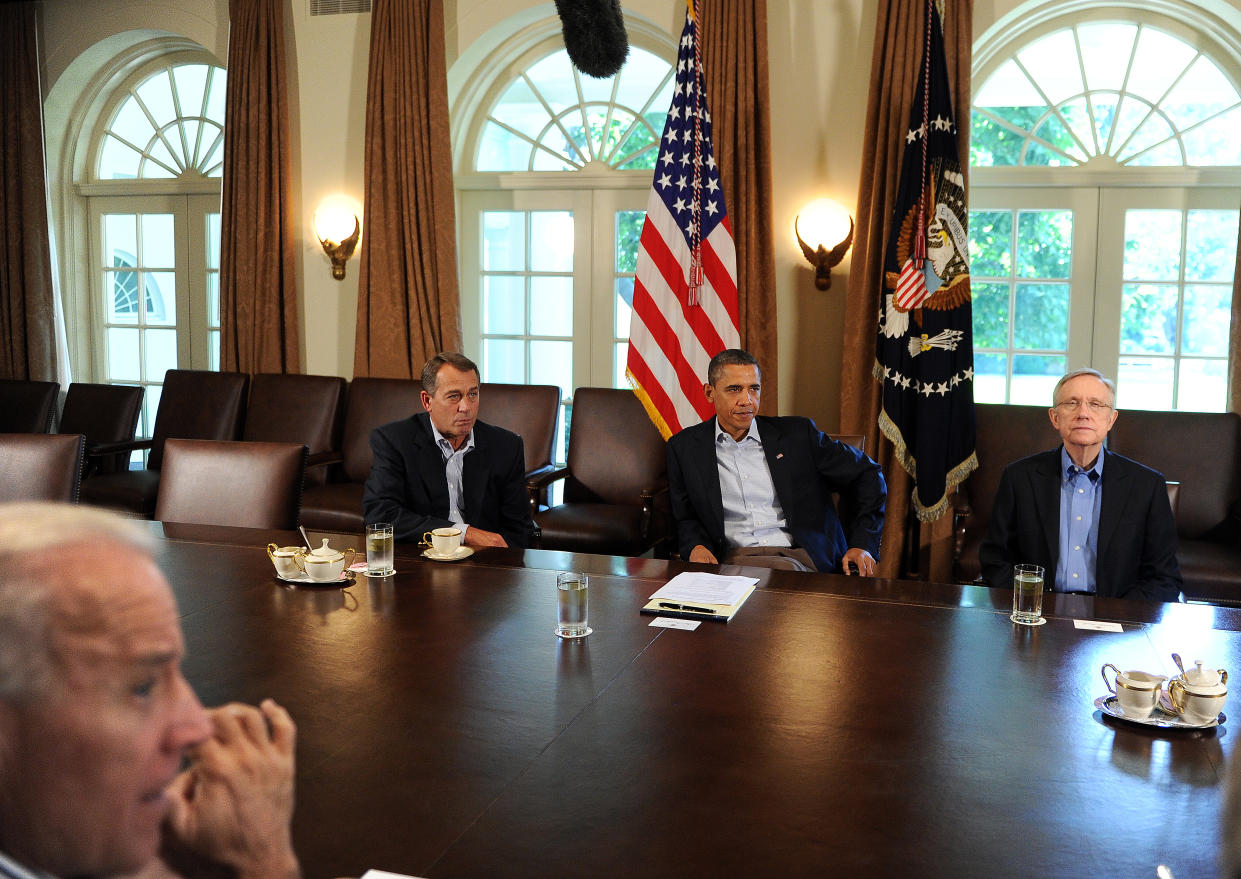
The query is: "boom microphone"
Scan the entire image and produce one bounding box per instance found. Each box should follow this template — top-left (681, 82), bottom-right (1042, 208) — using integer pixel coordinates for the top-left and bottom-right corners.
top-left (554, 0), bottom-right (629, 79)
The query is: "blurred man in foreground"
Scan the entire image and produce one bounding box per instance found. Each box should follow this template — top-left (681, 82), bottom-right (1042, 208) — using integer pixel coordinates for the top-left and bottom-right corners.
top-left (0, 502), bottom-right (299, 879)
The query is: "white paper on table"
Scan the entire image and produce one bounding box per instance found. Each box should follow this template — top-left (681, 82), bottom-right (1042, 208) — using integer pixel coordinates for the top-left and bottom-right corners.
top-left (360, 871), bottom-right (428, 879)
top-left (649, 572), bottom-right (759, 606)
top-left (1073, 619), bottom-right (1124, 632)
top-left (649, 616), bottom-right (701, 630)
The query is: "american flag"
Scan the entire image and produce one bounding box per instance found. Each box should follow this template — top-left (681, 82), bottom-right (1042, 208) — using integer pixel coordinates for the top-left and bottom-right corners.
top-left (626, 0), bottom-right (740, 441)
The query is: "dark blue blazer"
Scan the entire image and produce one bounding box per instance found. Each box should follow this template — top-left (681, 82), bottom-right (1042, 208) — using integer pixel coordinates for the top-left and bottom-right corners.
top-left (667, 415), bottom-right (886, 573)
top-left (978, 447), bottom-right (1182, 602)
top-left (363, 413), bottom-right (535, 547)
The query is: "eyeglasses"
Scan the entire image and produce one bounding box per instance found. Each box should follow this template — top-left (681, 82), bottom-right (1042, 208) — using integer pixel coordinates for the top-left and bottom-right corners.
top-left (1054, 399), bottom-right (1113, 413)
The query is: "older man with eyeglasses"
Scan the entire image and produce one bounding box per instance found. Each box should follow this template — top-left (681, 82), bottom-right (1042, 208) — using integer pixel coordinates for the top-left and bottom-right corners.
top-left (979, 367), bottom-right (1183, 602)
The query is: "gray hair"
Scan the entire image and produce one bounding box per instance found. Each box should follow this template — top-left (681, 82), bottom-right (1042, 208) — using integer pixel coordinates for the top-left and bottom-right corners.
top-left (1053, 368), bottom-right (1116, 407)
top-left (0, 502), bottom-right (156, 702)
top-left (420, 352), bottom-right (480, 395)
top-left (707, 349), bottom-right (761, 388)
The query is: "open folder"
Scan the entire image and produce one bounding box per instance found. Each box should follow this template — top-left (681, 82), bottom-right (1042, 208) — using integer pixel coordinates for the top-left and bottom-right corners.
top-left (640, 572), bottom-right (759, 623)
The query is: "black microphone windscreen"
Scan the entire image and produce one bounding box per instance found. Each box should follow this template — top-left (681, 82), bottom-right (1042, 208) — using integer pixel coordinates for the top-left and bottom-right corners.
top-left (554, 0), bottom-right (629, 79)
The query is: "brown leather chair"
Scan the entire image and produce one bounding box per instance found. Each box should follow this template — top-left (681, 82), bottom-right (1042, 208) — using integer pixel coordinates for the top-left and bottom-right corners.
top-left (0, 433), bottom-right (85, 502)
top-left (951, 403), bottom-right (1056, 582)
top-left (58, 383), bottom-right (144, 476)
top-left (529, 387), bottom-right (670, 556)
top-left (0, 379), bottom-right (60, 433)
top-left (79, 369), bottom-right (249, 518)
top-left (243, 373), bottom-right (346, 487)
top-left (155, 438), bottom-right (307, 530)
top-left (1110, 410), bottom-right (1241, 604)
top-left (300, 377), bottom-right (423, 532)
top-left (479, 383), bottom-right (560, 481)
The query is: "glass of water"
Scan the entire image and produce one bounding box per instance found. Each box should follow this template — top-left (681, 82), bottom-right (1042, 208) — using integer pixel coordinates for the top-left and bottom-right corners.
top-left (366, 522), bottom-right (394, 577)
top-left (556, 572), bottom-right (591, 639)
top-left (1011, 563), bottom-right (1045, 626)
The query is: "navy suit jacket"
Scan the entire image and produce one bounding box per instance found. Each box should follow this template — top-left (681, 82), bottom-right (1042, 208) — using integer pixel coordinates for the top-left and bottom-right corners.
top-left (978, 447), bottom-right (1182, 602)
top-left (667, 415), bottom-right (886, 573)
top-left (362, 413), bottom-right (535, 547)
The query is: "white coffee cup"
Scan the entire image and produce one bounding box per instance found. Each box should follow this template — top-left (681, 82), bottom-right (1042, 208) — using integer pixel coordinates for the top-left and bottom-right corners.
top-left (267, 544), bottom-right (304, 578)
top-left (1101, 664), bottom-right (1166, 719)
top-left (421, 527), bottom-right (463, 557)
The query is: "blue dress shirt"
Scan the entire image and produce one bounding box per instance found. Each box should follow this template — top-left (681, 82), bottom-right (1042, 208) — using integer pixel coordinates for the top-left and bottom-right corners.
top-left (429, 421), bottom-right (475, 539)
top-left (714, 418), bottom-right (793, 549)
top-left (1055, 446), bottom-right (1103, 593)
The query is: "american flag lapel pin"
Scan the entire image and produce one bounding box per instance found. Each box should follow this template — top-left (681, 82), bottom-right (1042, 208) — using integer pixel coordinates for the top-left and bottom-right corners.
top-left (776, 453), bottom-right (784, 460)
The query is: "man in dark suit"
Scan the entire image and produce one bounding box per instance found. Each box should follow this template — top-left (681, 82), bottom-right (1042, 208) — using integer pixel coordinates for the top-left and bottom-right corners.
top-left (979, 368), bottom-right (1182, 602)
top-left (363, 352), bottom-right (534, 548)
top-left (667, 349), bottom-right (886, 574)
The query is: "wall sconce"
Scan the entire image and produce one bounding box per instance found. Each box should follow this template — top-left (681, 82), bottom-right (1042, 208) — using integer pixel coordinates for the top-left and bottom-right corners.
top-left (313, 201), bottom-right (361, 280)
top-left (794, 198), bottom-right (854, 291)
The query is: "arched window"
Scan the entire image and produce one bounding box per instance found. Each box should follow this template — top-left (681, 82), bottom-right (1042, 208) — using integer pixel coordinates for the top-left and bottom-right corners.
top-left (970, 10), bottom-right (1241, 410)
top-left (85, 56), bottom-right (225, 442)
top-left (453, 21), bottom-right (676, 456)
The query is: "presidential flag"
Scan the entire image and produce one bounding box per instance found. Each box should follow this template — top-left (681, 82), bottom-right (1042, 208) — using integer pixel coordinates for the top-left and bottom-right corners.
top-left (626, 0), bottom-right (740, 441)
top-left (875, 0), bottom-right (977, 521)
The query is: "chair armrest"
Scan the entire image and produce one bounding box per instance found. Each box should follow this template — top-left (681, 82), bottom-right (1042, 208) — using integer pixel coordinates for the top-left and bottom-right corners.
top-left (526, 466), bottom-right (569, 518)
top-left (306, 450), bottom-right (343, 471)
top-left (639, 483), bottom-right (671, 543)
top-left (86, 437), bottom-right (153, 458)
top-left (527, 466), bottom-right (569, 491)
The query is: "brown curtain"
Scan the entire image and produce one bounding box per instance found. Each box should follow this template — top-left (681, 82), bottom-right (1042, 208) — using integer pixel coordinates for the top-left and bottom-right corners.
top-left (0, 1), bottom-right (57, 381)
top-left (700, 0), bottom-right (777, 409)
top-left (841, 0), bottom-right (973, 580)
top-left (353, 0), bottom-right (460, 379)
top-left (219, 0), bottom-right (300, 374)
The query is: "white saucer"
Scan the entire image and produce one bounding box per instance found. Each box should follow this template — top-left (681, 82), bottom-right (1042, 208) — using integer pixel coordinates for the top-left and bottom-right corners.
top-left (422, 546), bottom-right (474, 562)
top-left (1010, 613), bottom-right (1047, 626)
top-left (1093, 695), bottom-right (1223, 729)
top-left (275, 571), bottom-right (353, 586)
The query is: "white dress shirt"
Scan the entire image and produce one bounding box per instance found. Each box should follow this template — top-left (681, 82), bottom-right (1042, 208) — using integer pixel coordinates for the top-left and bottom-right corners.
top-left (429, 420), bottom-right (475, 539)
top-left (715, 418), bottom-right (792, 548)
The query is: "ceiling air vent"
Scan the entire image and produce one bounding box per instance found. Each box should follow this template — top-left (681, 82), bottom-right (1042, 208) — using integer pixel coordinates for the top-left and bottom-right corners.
top-left (310, 0), bottom-right (370, 15)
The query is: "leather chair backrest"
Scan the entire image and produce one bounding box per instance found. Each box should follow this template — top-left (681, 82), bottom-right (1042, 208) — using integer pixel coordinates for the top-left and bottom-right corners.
top-left (59, 383), bottom-right (144, 474)
top-left (148, 370), bottom-right (250, 471)
top-left (961, 403), bottom-right (1055, 529)
top-left (0, 379), bottom-right (60, 433)
top-left (0, 433), bottom-right (84, 502)
top-left (479, 383), bottom-right (560, 474)
top-left (563, 388), bottom-right (666, 505)
top-left (1109, 410), bottom-right (1241, 539)
top-left (243, 373), bottom-right (346, 454)
top-left (155, 438), bottom-right (306, 530)
top-left (340, 377), bottom-right (423, 484)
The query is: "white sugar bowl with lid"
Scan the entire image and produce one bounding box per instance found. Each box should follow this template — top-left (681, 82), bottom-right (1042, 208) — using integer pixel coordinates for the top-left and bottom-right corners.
top-left (295, 538), bottom-right (356, 582)
top-left (1168, 659), bottom-right (1227, 724)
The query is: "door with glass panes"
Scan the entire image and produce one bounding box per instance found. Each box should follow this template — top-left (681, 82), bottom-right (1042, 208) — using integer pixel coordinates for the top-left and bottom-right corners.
top-left (88, 194), bottom-right (221, 453)
top-left (460, 186), bottom-right (648, 461)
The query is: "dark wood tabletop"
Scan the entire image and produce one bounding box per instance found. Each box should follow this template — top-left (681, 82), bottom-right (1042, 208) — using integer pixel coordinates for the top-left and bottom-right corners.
top-left (152, 522), bottom-right (1238, 879)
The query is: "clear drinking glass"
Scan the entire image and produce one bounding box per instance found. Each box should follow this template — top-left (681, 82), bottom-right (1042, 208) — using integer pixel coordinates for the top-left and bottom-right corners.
top-left (366, 522), bottom-right (394, 577)
top-left (1011, 563), bottom-right (1045, 625)
top-left (556, 572), bottom-right (590, 638)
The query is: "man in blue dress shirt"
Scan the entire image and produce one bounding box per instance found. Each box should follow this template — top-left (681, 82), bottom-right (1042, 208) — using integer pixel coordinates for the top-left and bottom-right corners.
top-left (979, 368), bottom-right (1182, 602)
top-left (667, 349), bottom-right (886, 574)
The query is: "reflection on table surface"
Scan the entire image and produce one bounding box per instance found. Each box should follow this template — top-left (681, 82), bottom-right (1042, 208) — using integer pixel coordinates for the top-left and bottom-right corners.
top-left (151, 521), bottom-right (1237, 879)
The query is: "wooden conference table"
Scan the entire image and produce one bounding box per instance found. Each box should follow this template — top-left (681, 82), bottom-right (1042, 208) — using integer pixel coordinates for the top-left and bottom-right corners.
top-left (153, 522), bottom-right (1239, 879)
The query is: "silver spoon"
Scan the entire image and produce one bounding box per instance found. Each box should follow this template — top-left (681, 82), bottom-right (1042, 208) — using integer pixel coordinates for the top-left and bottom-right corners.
top-left (1172, 653), bottom-right (1187, 677)
top-left (299, 524), bottom-right (312, 551)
